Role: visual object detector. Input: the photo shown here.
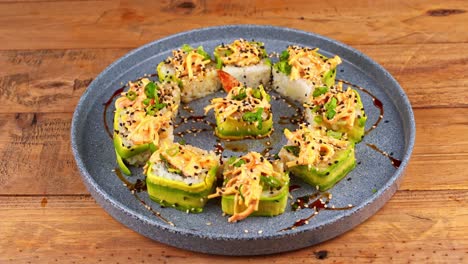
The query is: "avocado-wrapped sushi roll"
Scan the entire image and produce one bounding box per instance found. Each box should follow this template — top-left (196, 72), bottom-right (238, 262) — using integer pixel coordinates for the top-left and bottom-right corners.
top-left (157, 44), bottom-right (220, 103)
top-left (304, 81), bottom-right (367, 142)
top-left (209, 152), bottom-right (289, 222)
top-left (204, 84), bottom-right (273, 139)
top-left (214, 39), bottom-right (271, 88)
top-left (145, 142), bottom-right (220, 213)
top-left (279, 125), bottom-right (356, 191)
top-left (272, 45), bottom-right (342, 102)
top-left (114, 78), bottom-right (181, 175)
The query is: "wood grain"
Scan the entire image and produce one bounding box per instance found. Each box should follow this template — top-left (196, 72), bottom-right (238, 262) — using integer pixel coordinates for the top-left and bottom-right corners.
top-left (0, 108), bottom-right (466, 195)
top-left (0, 190), bottom-right (466, 263)
top-left (0, 43), bottom-right (467, 113)
top-left (1, 0), bottom-right (466, 261)
top-left (0, 0), bottom-right (467, 50)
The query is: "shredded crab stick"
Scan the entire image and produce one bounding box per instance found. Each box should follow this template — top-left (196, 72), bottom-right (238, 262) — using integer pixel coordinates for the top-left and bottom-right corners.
top-left (282, 125), bottom-right (348, 167)
top-left (208, 152), bottom-right (285, 222)
top-left (287, 46), bottom-right (341, 83)
top-left (304, 81), bottom-right (367, 142)
top-left (204, 85), bottom-right (270, 122)
top-left (170, 48), bottom-right (211, 79)
top-left (214, 39), bottom-right (266, 67)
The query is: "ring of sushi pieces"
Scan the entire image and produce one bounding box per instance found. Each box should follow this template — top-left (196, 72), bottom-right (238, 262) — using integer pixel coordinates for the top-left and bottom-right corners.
top-left (113, 39), bottom-right (367, 223)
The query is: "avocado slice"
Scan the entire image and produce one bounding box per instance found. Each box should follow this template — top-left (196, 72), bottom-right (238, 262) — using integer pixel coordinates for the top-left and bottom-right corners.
top-left (286, 143), bottom-right (356, 191)
top-left (146, 164), bottom-right (218, 213)
top-left (221, 184), bottom-right (289, 217)
top-left (115, 150), bottom-right (131, 176)
top-left (215, 113), bottom-right (273, 139)
top-left (309, 89), bottom-right (367, 143)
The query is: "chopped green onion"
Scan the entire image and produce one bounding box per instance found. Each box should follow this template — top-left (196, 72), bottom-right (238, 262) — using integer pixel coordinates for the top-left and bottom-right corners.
top-left (314, 115), bottom-right (323, 124)
top-left (232, 159), bottom-right (246, 167)
top-left (312, 86), bottom-right (328, 97)
top-left (232, 88), bottom-right (247, 100)
top-left (142, 98), bottom-right (151, 106)
top-left (238, 184), bottom-right (245, 201)
top-left (196, 46), bottom-right (211, 60)
top-left (242, 107), bottom-right (264, 130)
top-left (283, 145), bottom-right (300, 157)
top-left (146, 102), bottom-right (166, 116)
top-left (126, 91), bottom-right (137, 101)
top-left (166, 146), bottom-right (179, 157)
top-left (149, 143), bottom-right (158, 153)
top-left (325, 97), bottom-right (338, 120)
top-left (179, 139), bottom-right (186, 145)
top-left (227, 156), bottom-right (237, 165)
top-left (215, 56), bottom-right (223, 69)
top-left (144, 81), bottom-right (157, 99)
top-left (260, 175), bottom-right (281, 188)
top-left (252, 88), bottom-right (262, 99)
top-left (279, 50), bottom-right (289, 61)
top-left (322, 69), bottom-right (336, 87)
top-left (326, 130), bottom-right (343, 139)
top-left (181, 44), bottom-right (194, 53)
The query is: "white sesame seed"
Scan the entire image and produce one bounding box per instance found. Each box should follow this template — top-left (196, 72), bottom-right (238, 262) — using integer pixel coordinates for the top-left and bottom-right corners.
top-left (206, 222), bottom-right (212, 226)
top-left (244, 229), bottom-right (249, 233)
top-left (258, 230), bottom-right (263, 234)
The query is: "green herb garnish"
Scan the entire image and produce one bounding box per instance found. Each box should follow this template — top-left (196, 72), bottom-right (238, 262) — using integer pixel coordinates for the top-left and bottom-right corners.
top-left (312, 86), bottom-right (328, 97)
top-left (326, 130), bottom-right (343, 139)
top-left (325, 97), bottom-right (338, 120)
top-left (232, 159), bottom-right (246, 167)
top-left (260, 175), bottom-right (281, 188)
top-left (181, 44), bottom-right (194, 53)
top-left (126, 91), bottom-right (137, 101)
top-left (242, 107), bottom-right (264, 130)
top-left (283, 145), bottom-right (300, 157)
top-left (232, 88), bottom-right (247, 100)
top-left (196, 46), bottom-right (211, 60)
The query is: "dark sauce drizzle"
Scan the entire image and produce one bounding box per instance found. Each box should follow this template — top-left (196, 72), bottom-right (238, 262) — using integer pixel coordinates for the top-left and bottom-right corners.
top-left (366, 143), bottom-right (402, 168)
top-left (288, 185), bottom-right (301, 192)
top-left (114, 168), bottom-right (174, 226)
top-left (280, 192), bottom-right (353, 231)
top-left (336, 79), bottom-right (383, 135)
top-left (103, 87), bottom-right (125, 138)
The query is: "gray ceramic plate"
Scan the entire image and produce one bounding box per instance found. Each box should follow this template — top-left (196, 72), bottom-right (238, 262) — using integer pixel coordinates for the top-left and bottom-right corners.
top-left (71, 25), bottom-right (415, 256)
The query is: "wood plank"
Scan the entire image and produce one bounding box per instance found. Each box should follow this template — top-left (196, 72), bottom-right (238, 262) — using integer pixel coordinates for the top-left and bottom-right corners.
top-left (0, 190), bottom-right (466, 263)
top-left (0, 0), bottom-right (467, 50)
top-left (0, 108), bottom-right (467, 195)
top-left (0, 49), bottom-right (129, 113)
top-left (0, 43), bottom-right (467, 113)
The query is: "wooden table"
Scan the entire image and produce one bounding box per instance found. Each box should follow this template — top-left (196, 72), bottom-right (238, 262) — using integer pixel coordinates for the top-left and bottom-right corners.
top-left (1, 1), bottom-right (467, 263)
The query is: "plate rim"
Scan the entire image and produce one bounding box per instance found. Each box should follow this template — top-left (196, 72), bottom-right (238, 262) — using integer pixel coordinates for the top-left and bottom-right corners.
top-left (71, 24), bottom-right (416, 250)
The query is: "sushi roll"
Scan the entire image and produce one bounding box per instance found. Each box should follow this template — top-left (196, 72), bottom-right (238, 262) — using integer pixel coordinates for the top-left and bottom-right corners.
top-left (113, 78), bottom-right (181, 175)
top-left (214, 39), bottom-right (271, 88)
top-left (279, 124), bottom-right (356, 191)
top-left (145, 142), bottom-right (220, 213)
top-left (204, 83), bottom-right (273, 139)
top-left (272, 45), bottom-right (342, 102)
top-left (157, 44), bottom-right (220, 103)
top-left (304, 81), bottom-right (367, 142)
top-left (208, 152), bottom-right (289, 222)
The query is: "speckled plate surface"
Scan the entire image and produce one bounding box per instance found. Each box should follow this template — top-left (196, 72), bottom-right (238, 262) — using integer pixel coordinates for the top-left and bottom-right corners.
top-left (71, 25), bottom-right (415, 256)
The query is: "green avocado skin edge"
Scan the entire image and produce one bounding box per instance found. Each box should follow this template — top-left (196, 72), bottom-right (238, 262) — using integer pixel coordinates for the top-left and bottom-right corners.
top-left (221, 184), bottom-right (289, 217)
top-left (146, 165), bottom-right (218, 213)
top-left (215, 114), bottom-right (273, 139)
top-left (289, 146), bottom-right (356, 191)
